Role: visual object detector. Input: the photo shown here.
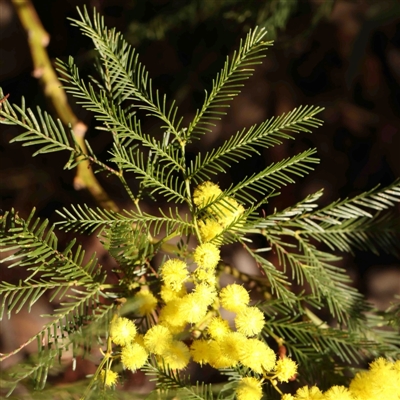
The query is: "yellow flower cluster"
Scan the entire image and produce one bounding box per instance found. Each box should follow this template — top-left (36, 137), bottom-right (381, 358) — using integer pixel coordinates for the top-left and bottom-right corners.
top-left (234, 357), bottom-right (298, 400)
top-left (105, 238), bottom-right (300, 399)
top-left (193, 181), bottom-right (246, 242)
top-left (158, 252), bottom-right (218, 334)
top-left (144, 324), bottom-right (190, 369)
top-left (101, 184), bottom-right (399, 400)
top-left (281, 357), bottom-right (400, 400)
top-left (351, 357), bottom-right (400, 400)
top-left (109, 316), bottom-right (149, 371)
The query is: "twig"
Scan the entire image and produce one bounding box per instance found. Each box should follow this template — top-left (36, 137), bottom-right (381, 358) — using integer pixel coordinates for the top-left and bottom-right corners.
top-left (11, 0), bottom-right (118, 211)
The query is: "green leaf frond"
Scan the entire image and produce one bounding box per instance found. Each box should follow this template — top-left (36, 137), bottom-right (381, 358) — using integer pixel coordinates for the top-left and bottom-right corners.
top-left (0, 295), bottom-right (114, 379)
top-left (360, 311), bottom-right (400, 358)
top-left (217, 368), bottom-right (242, 400)
top-left (287, 180), bottom-right (400, 256)
top-left (70, 7), bottom-right (183, 139)
top-left (185, 27), bottom-right (272, 141)
top-left (242, 244), bottom-right (297, 303)
top-left (178, 382), bottom-right (215, 400)
top-left (260, 295), bottom-right (391, 370)
top-left (123, 208), bottom-right (194, 238)
top-left (57, 204), bottom-right (194, 244)
top-left (142, 360), bottom-right (184, 393)
top-left (250, 181), bottom-right (400, 322)
top-left (0, 95), bottom-right (85, 168)
top-left (263, 311), bottom-right (400, 381)
top-left (260, 293), bottom-right (324, 318)
top-left (296, 211), bottom-right (400, 256)
top-left (3, 349), bottom-right (60, 395)
top-left (216, 215), bottom-right (258, 246)
top-left (100, 221), bottom-right (153, 277)
top-left (109, 144), bottom-right (186, 203)
top-left (255, 189), bottom-right (324, 226)
top-left (0, 210), bottom-right (104, 284)
top-left (143, 361), bottom-right (216, 400)
top-left (257, 180), bottom-right (400, 257)
top-left (0, 209), bottom-right (105, 284)
top-left (56, 57), bottom-right (184, 173)
top-left (188, 105), bottom-right (324, 182)
top-left (263, 233), bottom-right (362, 322)
top-left (264, 318), bottom-right (366, 365)
top-left (1, 300), bottom-right (111, 397)
top-left (0, 209), bottom-right (112, 362)
top-left (311, 178), bottom-right (400, 220)
top-left (56, 204), bottom-right (124, 234)
top-left (227, 148), bottom-right (319, 204)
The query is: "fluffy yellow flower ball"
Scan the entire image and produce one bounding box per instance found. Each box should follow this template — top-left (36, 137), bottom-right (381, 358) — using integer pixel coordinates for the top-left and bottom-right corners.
top-left (219, 283), bottom-right (250, 312)
top-left (324, 385), bottom-right (354, 400)
top-left (274, 357), bottom-right (298, 382)
top-left (208, 339), bottom-right (239, 369)
top-left (121, 343), bottom-right (148, 371)
top-left (144, 325), bottom-right (173, 355)
top-left (178, 292), bottom-right (209, 324)
top-left (193, 243), bottom-right (220, 270)
top-left (190, 339), bottom-right (217, 366)
top-left (193, 267), bottom-right (217, 286)
top-left (193, 181), bottom-right (222, 209)
top-left (236, 377), bottom-right (263, 400)
top-left (239, 338), bottom-right (276, 374)
top-left (198, 219), bottom-right (224, 243)
top-left (349, 357), bottom-right (400, 400)
top-left (162, 340), bottom-right (191, 370)
top-left (160, 283), bottom-right (187, 303)
top-left (193, 283), bottom-right (217, 307)
top-left (294, 386), bottom-right (324, 400)
top-left (99, 369), bottom-right (118, 387)
top-left (207, 316), bottom-right (231, 340)
top-left (159, 299), bottom-right (188, 327)
top-left (110, 316), bottom-right (137, 346)
top-left (217, 331), bottom-right (246, 365)
top-left (159, 259), bottom-right (189, 291)
top-left (235, 306), bottom-right (265, 337)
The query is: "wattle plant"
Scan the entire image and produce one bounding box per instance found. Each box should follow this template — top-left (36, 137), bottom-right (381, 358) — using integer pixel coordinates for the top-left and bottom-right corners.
top-left (1, 7), bottom-right (399, 400)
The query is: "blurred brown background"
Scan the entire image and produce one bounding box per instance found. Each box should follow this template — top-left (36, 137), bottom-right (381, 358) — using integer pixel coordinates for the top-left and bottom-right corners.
top-left (1, 0), bottom-right (400, 395)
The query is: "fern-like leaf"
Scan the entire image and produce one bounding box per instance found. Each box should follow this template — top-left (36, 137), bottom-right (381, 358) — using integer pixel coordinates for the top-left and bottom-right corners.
top-left (189, 105), bottom-right (323, 182)
top-left (70, 7), bottom-right (183, 139)
top-left (56, 57), bottom-right (184, 173)
top-left (109, 144), bottom-right (186, 203)
top-left (227, 148), bottom-right (319, 203)
top-left (0, 209), bottom-right (110, 362)
top-left (264, 232), bottom-right (363, 322)
top-left (309, 179), bottom-right (400, 221)
top-left (0, 97), bottom-right (81, 165)
top-left (186, 27), bottom-right (272, 140)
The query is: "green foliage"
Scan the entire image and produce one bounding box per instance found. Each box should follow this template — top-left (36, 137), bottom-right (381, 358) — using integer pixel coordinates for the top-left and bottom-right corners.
top-left (0, 5), bottom-right (399, 400)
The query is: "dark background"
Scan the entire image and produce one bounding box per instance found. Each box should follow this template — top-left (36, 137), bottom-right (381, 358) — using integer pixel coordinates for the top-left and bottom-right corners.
top-left (1, 0), bottom-right (400, 395)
